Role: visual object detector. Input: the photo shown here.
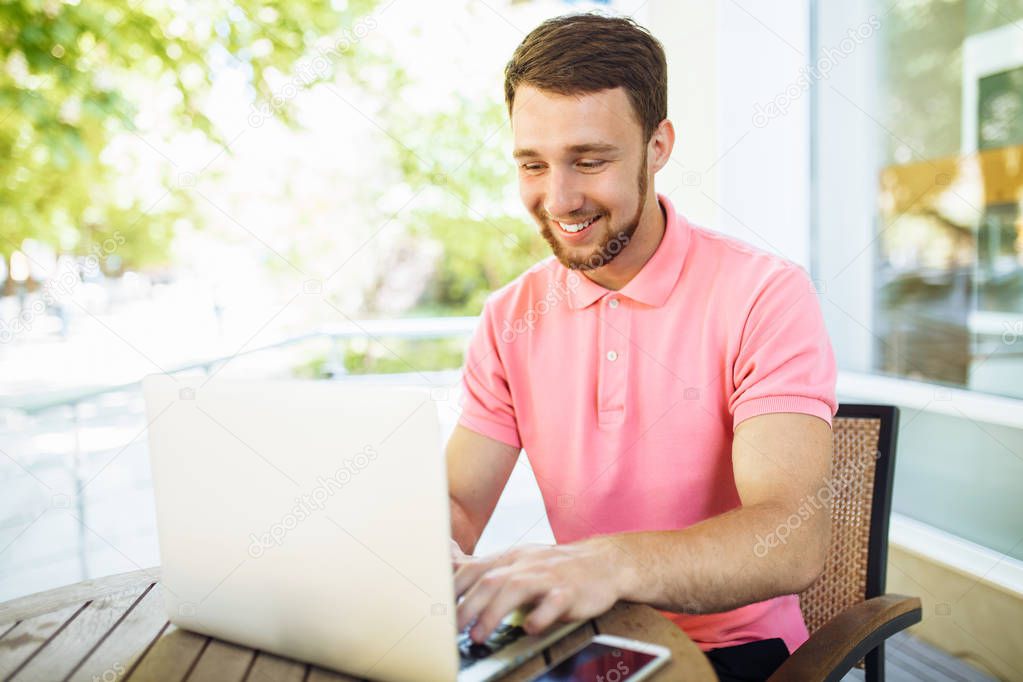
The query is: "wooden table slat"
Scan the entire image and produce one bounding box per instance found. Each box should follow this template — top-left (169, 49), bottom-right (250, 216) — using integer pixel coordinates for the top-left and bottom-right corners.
top-left (243, 651), bottom-right (308, 682)
top-left (1, 576), bottom-right (718, 681)
top-left (0, 603), bottom-right (86, 679)
top-left (126, 624), bottom-right (208, 682)
top-left (186, 638), bottom-right (257, 682)
top-left (0, 568), bottom-right (160, 624)
top-left (67, 583), bottom-right (169, 682)
top-left (10, 582), bottom-right (152, 682)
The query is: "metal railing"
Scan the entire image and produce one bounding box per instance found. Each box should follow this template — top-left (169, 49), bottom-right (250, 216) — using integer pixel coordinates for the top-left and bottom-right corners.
top-left (0, 316), bottom-right (479, 600)
top-left (0, 316), bottom-right (480, 416)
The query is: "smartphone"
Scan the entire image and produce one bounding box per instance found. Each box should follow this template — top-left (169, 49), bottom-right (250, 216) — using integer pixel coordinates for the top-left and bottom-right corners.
top-left (530, 634), bottom-right (671, 681)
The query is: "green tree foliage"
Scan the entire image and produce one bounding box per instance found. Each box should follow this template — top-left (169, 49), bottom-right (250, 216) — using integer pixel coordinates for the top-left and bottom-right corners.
top-left (2, 0), bottom-right (548, 321)
top-left (0, 0), bottom-right (378, 265)
top-left (376, 91), bottom-right (547, 316)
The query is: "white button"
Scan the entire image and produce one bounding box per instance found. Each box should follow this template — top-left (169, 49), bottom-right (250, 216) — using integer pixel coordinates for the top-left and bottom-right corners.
top-left (606, 350), bottom-right (618, 362)
top-left (608, 298), bottom-right (619, 309)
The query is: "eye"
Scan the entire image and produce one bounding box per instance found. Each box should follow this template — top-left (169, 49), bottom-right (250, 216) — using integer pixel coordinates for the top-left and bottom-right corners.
top-left (520, 163), bottom-right (546, 173)
top-left (576, 160), bottom-right (607, 170)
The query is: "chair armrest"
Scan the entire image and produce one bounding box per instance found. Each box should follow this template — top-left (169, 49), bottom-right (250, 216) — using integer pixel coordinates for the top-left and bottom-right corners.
top-left (767, 593), bottom-right (922, 682)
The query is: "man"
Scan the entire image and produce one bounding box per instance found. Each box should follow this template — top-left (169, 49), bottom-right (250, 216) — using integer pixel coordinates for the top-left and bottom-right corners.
top-left (447, 13), bottom-right (836, 681)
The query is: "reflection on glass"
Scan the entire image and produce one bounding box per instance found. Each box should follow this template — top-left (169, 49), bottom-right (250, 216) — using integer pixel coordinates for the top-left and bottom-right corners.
top-left (873, 0), bottom-right (1023, 399)
top-left (978, 67), bottom-right (1023, 151)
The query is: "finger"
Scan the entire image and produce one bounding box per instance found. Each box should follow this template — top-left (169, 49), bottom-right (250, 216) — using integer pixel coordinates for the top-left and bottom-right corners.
top-left (472, 574), bottom-right (549, 643)
top-left (454, 551), bottom-right (517, 597)
top-left (454, 558), bottom-right (493, 599)
top-left (522, 586), bottom-right (572, 636)
top-left (456, 565), bottom-right (511, 632)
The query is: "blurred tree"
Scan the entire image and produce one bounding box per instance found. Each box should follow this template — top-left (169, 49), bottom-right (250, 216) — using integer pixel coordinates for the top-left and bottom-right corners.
top-left (361, 87), bottom-right (546, 316)
top-left (0, 0), bottom-right (379, 267)
top-left (2, 0), bottom-right (549, 330)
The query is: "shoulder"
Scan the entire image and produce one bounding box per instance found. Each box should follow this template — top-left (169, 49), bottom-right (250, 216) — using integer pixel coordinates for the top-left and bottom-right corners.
top-left (686, 224), bottom-right (814, 300)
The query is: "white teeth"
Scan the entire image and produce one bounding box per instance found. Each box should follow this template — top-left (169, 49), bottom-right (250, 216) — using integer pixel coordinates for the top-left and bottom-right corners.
top-left (559, 216), bottom-right (598, 233)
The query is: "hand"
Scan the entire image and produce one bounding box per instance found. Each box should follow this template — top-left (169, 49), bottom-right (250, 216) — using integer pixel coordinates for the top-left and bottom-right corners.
top-left (454, 539), bottom-right (628, 643)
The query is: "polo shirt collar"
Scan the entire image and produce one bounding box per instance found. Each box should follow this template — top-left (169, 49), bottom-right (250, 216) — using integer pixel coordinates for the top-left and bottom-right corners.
top-left (564, 193), bottom-right (690, 310)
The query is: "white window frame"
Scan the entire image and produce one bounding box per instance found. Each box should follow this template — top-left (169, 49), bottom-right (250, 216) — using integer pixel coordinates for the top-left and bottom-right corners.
top-left (961, 23), bottom-right (1023, 154)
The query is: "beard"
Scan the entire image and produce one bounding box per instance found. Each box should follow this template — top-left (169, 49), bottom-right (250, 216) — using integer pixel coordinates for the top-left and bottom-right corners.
top-left (536, 149), bottom-right (648, 271)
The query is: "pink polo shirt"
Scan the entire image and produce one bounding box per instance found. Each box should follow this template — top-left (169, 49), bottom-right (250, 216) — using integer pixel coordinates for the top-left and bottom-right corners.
top-left (457, 194), bottom-right (837, 654)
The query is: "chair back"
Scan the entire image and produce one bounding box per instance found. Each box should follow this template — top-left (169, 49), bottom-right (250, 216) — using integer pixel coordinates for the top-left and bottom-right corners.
top-left (798, 404), bottom-right (900, 635)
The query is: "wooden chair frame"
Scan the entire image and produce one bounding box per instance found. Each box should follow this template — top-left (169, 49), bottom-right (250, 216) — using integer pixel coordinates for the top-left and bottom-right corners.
top-left (769, 404), bottom-right (922, 682)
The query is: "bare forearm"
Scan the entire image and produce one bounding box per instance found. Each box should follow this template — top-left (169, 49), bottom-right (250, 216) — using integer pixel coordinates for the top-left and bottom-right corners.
top-left (586, 502), bottom-right (828, 615)
top-left (450, 498), bottom-right (482, 556)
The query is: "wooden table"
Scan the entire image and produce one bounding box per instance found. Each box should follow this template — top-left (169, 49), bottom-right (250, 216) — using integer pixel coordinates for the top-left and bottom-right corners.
top-left (0, 568), bottom-right (716, 681)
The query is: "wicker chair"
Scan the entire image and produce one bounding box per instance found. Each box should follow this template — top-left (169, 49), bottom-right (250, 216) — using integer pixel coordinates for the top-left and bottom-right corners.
top-left (768, 404), bottom-right (922, 682)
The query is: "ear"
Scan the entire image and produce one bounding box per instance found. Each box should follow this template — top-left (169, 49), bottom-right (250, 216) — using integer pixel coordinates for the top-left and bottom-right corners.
top-left (647, 119), bottom-right (676, 174)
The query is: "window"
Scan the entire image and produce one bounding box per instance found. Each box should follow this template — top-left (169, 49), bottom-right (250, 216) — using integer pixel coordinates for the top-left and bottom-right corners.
top-left (813, 0), bottom-right (1023, 560)
top-left (813, 0), bottom-right (1023, 401)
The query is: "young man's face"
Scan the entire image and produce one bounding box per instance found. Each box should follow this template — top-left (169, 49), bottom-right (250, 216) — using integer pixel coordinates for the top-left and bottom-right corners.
top-left (511, 85), bottom-right (650, 271)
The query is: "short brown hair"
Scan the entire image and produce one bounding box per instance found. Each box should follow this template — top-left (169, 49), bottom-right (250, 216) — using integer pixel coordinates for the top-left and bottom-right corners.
top-left (503, 13), bottom-right (668, 141)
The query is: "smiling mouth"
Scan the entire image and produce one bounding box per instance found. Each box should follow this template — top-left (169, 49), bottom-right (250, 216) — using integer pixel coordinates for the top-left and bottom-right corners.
top-left (555, 215), bottom-right (601, 235)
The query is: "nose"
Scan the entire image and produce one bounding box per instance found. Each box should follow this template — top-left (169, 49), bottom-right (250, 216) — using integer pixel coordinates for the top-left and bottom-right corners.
top-left (542, 168), bottom-right (585, 220)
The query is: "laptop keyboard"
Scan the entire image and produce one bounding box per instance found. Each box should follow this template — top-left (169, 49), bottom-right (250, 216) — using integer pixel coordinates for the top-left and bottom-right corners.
top-left (457, 622), bottom-right (528, 669)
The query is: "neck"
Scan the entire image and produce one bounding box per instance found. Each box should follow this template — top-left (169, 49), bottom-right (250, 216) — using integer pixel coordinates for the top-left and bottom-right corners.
top-left (583, 193), bottom-right (666, 291)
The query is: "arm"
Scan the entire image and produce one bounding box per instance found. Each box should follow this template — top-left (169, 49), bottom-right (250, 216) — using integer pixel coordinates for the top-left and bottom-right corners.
top-left (455, 412), bottom-right (833, 639)
top-left (447, 425), bottom-right (520, 556)
top-left (599, 411), bottom-right (833, 612)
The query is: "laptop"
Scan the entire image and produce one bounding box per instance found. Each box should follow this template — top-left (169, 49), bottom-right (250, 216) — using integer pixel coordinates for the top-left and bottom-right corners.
top-left (142, 375), bottom-right (583, 682)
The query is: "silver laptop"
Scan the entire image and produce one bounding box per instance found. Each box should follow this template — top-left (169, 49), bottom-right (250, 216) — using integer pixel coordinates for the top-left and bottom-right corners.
top-left (142, 375), bottom-right (582, 682)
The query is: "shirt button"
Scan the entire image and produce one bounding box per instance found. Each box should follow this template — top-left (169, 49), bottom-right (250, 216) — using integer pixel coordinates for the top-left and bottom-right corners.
top-left (608, 298), bottom-right (619, 309)
top-left (606, 350), bottom-right (618, 362)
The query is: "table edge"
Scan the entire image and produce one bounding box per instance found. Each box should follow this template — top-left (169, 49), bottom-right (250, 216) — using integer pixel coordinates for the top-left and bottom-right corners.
top-left (0, 566), bottom-right (161, 624)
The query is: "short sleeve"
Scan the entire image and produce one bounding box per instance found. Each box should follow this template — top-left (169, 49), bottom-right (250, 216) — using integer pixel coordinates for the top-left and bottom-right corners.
top-left (729, 265), bottom-right (837, 430)
top-left (457, 299), bottom-right (522, 448)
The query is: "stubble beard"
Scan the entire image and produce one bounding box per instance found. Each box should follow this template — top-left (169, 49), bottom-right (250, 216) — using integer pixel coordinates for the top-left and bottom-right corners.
top-left (537, 149), bottom-right (649, 271)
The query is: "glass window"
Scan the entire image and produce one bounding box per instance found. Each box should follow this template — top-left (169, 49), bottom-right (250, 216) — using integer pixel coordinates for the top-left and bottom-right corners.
top-left (814, 0), bottom-right (1023, 400)
top-left (813, 0), bottom-right (1023, 555)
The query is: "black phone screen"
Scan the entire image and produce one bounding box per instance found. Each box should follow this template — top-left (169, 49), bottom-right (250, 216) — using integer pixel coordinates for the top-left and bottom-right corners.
top-left (532, 641), bottom-right (659, 681)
